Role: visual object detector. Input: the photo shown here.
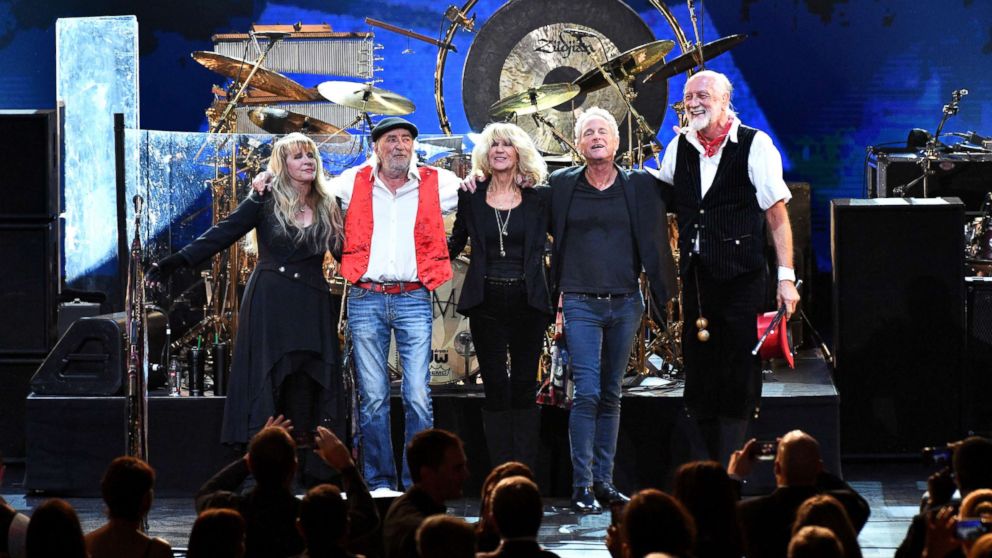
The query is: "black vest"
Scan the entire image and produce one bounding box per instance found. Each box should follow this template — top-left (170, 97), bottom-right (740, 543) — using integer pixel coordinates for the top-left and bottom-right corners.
top-left (673, 125), bottom-right (766, 281)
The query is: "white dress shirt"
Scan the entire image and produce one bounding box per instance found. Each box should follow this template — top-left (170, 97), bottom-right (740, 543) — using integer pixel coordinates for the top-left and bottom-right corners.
top-left (329, 155), bottom-right (460, 282)
top-left (654, 117), bottom-right (791, 210)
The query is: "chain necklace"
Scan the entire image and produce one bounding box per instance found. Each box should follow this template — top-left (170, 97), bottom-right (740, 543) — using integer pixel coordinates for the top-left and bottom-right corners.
top-left (494, 207), bottom-right (511, 257)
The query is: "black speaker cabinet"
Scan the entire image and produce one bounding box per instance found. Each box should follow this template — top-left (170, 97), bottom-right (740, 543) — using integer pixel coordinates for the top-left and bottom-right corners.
top-left (832, 198), bottom-right (966, 455)
top-left (30, 311), bottom-right (167, 396)
top-left (0, 110), bottom-right (59, 220)
top-left (965, 279), bottom-right (992, 435)
top-left (0, 222), bottom-right (58, 355)
top-left (0, 357), bottom-right (41, 458)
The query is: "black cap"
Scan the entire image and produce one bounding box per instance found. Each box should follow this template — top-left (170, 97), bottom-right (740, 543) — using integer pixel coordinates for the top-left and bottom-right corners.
top-left (371, 117), bottom-right (419, 142)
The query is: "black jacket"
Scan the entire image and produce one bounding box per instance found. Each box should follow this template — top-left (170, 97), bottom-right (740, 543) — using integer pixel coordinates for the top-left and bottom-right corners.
top-left (548, 165), bottom-right (677, 305)
top-left (447, 180), bottom-right (553, 317)
top-left (737, 473), bottom-right (870, 558)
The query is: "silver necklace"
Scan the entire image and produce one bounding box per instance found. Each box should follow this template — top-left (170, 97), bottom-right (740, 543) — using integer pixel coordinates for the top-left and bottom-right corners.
top-left (494, 207), bottom-right (511, 257)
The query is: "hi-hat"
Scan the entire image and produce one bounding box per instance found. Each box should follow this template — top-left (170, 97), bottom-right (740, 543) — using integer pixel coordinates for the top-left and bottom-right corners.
top-left (191, 51), bottom-right (319, 101)
top-left (248, 108), bottom-right (351, 142)
top-left (642, 34), bottom-right (749, 83)
top-left (488, 83), bottom-right (581, 119)
top-left (316, 81), bottom-right (415, 115)
top-left (572, 39), bottom-right (676, 94)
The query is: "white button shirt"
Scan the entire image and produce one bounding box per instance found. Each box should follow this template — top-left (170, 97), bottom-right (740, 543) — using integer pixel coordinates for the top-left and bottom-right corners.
top-left (329, 155), bottom-right (460, 282)
top-left (654, 117), bottom-right (791, 210)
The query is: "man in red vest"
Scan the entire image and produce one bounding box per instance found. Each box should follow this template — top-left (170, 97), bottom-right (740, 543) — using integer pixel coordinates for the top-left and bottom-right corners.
top-left (332, 117), bottom-right (461, 491)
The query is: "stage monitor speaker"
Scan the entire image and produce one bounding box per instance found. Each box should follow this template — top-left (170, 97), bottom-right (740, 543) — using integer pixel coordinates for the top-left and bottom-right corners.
top-left (30, 310), bottom-right (167, 396)
top-left (0, 110), bottom-right (58, 220)
top-left (965, 279), bottom-right (992, 435)
top-left (0, 222), bottom-right (57, 355)
top-left (832, 198), bottom-right (966, 455)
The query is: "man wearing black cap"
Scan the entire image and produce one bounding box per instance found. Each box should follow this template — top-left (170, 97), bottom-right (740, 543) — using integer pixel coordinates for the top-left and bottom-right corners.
top-left (332, 117), bottom-right (461, 492)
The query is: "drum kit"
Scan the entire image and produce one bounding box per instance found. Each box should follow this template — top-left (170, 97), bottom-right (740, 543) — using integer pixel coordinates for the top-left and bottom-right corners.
top-left (183, 0), bottom-right (780, 385)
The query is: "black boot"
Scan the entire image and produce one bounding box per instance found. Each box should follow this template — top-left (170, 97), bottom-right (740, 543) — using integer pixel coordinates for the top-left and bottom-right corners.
top-left (482, 409), bottom-right (514, 467)
top-left (511, 406), bottom-right (541, 473)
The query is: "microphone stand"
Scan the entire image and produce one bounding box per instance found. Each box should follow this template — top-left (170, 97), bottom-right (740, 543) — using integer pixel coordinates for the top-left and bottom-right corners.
top-left (893, 89), bottom-right (967, 198)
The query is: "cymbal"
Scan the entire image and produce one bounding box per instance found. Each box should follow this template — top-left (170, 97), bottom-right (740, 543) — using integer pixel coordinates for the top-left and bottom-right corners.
top-left (572, 39), bottom-right (676, 94)
top-left (316, 81), bottom-right (415, 115)
top-left (488, 83), bottom-right (581, 119)
top-left (248, 107), bottom-right (351, 142)
top-left (191, 51), bottom-right (319, 101)
top-left (643, 34), bottom-right (749, 83)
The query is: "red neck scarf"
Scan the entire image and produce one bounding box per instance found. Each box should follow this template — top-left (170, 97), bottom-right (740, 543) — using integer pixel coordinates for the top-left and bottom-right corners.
top-left (696, 117), bottom-right (733, 158)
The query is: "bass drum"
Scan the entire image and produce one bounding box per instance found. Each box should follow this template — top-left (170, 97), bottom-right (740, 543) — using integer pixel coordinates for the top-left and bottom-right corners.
top-left (389, 257), bottom-right (479, 385)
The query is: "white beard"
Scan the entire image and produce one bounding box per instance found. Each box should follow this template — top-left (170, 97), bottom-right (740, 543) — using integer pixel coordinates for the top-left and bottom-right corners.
top-left (688, 110), bottom-right (710, 132)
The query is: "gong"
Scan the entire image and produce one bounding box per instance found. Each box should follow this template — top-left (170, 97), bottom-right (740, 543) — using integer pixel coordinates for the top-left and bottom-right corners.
top-left (462, 0), bottom-right (667, 155)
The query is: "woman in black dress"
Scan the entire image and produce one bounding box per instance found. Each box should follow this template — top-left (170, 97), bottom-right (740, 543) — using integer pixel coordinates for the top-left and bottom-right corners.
top-left (448, 122), bottom-right (551, 471)
top-left (147, 133), bottom-right (344, 461)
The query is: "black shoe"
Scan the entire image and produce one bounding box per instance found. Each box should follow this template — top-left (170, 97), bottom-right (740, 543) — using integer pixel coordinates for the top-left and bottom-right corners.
top-left (593, 481), bottom-right (630, 506)
top-left (571, 487), bottom-right (603, 513)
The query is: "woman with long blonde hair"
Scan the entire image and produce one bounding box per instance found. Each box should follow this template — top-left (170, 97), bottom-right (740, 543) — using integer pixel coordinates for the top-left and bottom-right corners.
top-left (448, 122), bottom-right (551, 472)
top-left (147, 133), bottom-right (345, 482)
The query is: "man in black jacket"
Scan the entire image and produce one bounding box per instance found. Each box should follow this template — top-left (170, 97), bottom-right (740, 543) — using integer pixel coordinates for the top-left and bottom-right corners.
top-left (382, 429), bottom-right (469, 558)
top-left (548, 107), bottom-right (677, 513)
top-left (732, 430), bottom-right (870, 558)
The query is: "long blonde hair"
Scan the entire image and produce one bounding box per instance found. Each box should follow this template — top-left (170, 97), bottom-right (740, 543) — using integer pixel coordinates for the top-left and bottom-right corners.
top-left (264, 133), bottom-right (343, 253)
top-left (470, 122), bottom-right (547, 186)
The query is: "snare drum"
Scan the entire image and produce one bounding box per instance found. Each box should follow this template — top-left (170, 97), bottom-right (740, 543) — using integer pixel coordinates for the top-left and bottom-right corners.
top-left (388, 257), bottom-right (479, 385)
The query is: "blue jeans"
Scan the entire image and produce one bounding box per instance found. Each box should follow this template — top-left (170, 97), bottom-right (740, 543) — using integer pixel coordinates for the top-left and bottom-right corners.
top-left (348, 285), bottom-right (434, 490)
top-left (563, 292), bottom-right (643, 488)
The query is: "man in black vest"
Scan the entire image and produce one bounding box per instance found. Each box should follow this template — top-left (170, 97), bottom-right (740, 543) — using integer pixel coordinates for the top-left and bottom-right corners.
top-left (653, 70), bottom-right (800, 464)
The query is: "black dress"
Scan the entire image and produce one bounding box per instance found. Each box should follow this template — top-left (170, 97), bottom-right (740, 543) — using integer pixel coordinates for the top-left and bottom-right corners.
top-left (177, 191), bottom-right (343, 445)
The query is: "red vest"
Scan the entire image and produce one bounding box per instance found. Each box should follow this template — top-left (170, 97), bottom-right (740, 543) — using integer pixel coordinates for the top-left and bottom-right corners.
top-left (340, 165), bottom-right (453, 291)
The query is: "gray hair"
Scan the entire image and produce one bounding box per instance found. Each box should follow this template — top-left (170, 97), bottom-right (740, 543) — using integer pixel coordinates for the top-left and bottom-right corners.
top-left (684, 70), bottom-right (737, 118)
top-left (574, 107), bottom-right (620, 141)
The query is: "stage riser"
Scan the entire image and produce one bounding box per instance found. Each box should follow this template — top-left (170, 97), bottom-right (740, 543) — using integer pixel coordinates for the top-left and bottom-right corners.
top-left (26, 369), bottom-right (838, 497)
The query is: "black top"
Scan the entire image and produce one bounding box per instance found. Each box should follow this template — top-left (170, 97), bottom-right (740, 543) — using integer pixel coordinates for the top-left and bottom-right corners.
top-left (481, 206), bottom-right (525, 279)
top-left (448, 179), bottom-right (553, 317)
top-left (548, 165), bottom-right (677, 306)
top-left (176, 192), bottom-right (343, 444)
top-left (559, 176), bottom-right (639, 294)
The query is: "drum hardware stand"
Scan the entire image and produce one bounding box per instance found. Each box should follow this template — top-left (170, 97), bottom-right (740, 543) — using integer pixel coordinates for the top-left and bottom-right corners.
top-left (530, 112), bottom-right (581, 160)
top-left (434, 1), bottom-right (478, 134)
top-left (570, 33), bottom-right (659, 169)
top-left (127, 195), bottom-right (150, 461)
top-left (892, 88), bottom-right (968, 198)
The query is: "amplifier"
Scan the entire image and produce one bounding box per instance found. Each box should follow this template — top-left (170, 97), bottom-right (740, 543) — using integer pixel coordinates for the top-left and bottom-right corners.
top-left (866, 149), bottom-right (992, 210)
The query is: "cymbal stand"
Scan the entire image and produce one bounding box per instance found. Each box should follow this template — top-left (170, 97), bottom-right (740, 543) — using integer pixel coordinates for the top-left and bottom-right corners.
top-left (530, 112), bottom-right (581, 160)
top-left (573, 34), bottom-right (658, 169)
top-left (687, 0), bottom-right (706, 68)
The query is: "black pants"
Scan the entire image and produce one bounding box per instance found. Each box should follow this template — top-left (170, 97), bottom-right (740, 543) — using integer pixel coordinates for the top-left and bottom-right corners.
top-left (272, 351), bottom-right (342, 485)
top-left (682, 265), bottom-right (766, 420)
top-left (469, 279), bottom-right (550, 411)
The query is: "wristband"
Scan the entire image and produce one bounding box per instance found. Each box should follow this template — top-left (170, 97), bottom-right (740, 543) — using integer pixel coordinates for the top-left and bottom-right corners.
top-left (777, 266), bottom-right (796, 283)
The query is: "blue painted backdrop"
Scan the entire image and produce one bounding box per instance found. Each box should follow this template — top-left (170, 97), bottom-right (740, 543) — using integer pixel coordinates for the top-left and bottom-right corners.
top-left (2, 0), bottom-right (991, 276)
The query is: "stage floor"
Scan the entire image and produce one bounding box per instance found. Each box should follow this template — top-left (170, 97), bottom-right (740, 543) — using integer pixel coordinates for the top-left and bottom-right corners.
top-left (0, 460), bottom-right (928, 558)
